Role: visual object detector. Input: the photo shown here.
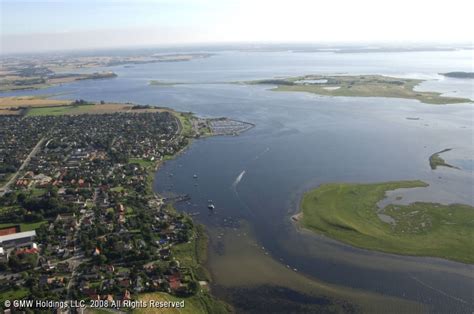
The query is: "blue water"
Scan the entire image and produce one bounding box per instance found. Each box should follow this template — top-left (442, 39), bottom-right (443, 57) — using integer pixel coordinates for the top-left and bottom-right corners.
top-left (3, 48), bottom-right (473, 313)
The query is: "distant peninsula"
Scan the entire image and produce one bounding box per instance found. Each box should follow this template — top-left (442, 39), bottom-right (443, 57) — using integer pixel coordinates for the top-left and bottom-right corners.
top-left (440, 72), bottom-right (474, 79)
top-left (0, 71), bottom-right (117, 92)
top-left (246, 75), bottom-right (472, 104)
top-left (0, 53), bottom-right (213, 92)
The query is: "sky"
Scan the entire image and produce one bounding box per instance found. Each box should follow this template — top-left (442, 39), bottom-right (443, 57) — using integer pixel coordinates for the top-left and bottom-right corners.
top-left (1, 0), bottom-right (473, 54)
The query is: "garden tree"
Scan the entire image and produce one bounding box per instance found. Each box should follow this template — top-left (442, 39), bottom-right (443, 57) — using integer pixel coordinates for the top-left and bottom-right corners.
top-left (0, 163), bottom-right (17, 173)
top-left (0, 191), bottom-right (16, 206)
top-left (92, 254), bottom-right (107, 266)
top-left (177, 229), bottom-right (190, 243)
top-left (16, 192), bottom-right (27, 205)
top-left (169, 260), bottom-right (179, 268)
top-left (161, 281), bottom-right (170, 291)
top-left (106, 211), bottom-right (114, 221)
top-left (24, 276), bottom-right (38, 291)
top-left (188, 280), bottom-right (199, 295)
top-left (8, 252), bottom-right (38, 271)
top-left (23, 211), bottom-right (43, 222)
top-left (47, 185), bottom-right (58, 198)
top-left (36, 224), bottom-right (49, 243)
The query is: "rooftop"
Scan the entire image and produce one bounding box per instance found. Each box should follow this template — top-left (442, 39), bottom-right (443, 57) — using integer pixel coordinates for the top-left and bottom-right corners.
top-left (0, 230), bottom-right (36, 243)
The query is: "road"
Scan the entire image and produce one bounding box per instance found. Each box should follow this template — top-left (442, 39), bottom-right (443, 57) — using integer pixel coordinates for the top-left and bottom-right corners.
top-left (66, 207), bottom-right (92, 296)
top-left (0, 137), bottom-right (46, 196)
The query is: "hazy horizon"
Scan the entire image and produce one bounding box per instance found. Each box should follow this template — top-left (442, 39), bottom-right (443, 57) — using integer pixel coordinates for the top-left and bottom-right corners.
top-left (1, 0), bottom-right (473, 54)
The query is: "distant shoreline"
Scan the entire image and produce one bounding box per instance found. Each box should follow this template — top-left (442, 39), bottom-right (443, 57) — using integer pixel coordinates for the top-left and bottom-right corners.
top-left (440, 72), bottom-right (474, 79)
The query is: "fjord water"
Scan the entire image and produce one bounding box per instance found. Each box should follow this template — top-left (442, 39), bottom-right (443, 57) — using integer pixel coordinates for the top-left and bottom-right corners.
top-left (4, 49), bottom-right (473, 312)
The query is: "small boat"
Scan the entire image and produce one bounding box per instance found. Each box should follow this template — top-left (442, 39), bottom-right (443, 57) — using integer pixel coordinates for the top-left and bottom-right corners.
top-left (193, 174), bottom-right (198, 179)
top-left (208, 204), bottom-right (215, 210)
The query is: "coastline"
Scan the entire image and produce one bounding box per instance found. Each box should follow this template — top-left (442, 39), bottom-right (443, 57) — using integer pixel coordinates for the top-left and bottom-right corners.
top-left (147, 111), bottom-right (255, 312)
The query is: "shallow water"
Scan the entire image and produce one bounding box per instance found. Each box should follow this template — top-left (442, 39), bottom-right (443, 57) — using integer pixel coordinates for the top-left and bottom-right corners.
top-left (3, 49), bottom-right (473, 312)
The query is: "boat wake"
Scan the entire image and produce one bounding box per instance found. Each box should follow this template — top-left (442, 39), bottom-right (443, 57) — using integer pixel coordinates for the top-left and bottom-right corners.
top-left (232, 170), bottom-right (254, 217)
top-left (232, 170), bottom-right (246, 188)
top-left (254, 147), bottom-right (270, 161)
top-left (230, 148), bottom-right (270, 217)
top-left (410, 276), bottom-right (468, 304)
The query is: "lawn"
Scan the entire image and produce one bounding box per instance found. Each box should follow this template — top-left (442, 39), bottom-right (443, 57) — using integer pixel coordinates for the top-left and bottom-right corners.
top-left (30, 187), bottom-right (47, 197)
top-left (0, 288), bottom-right (29, 304)
top-left (110, 186), bottom-right (125, 193)
top-left (129, 158), bottom-right (155, 168)
top-left (175, 112), bottom-right (193, 137)
top-left (0, 221), bottom-right (47, 232)
top-left (300, 180), bottom-right (474, 263)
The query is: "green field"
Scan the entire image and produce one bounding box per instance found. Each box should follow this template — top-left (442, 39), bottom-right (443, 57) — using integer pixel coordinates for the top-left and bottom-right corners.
top-left (250, 75), bottom-right (472, 104)
top-left (171, 224), bottom-right (211, 282)
top-left (299, 181), bottom-right (474, 263)
top-left (26, 104), bottom-right (94, 116)
top-left (176, 112), bottom-right (194, 136)
top-left (0, 221), bottom-right (47, 231)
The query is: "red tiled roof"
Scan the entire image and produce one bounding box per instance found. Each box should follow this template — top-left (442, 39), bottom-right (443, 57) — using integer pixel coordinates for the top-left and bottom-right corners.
top-left (16, 248), bottom-right (38, 255)
top-left (0, 226), bottom-right (19, 236)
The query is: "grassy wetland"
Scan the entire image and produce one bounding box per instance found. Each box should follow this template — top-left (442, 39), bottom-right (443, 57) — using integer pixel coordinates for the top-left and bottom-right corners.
top-left (298, 181), bottom-right (474, 264)
top-left (249, 75), bottom-right (472, 104)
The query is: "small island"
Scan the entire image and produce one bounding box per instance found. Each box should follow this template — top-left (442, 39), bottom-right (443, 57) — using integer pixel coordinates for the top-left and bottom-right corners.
top-left (429, 149), bottom-right (459, 170)
top-left (247, 75), bottom-right (472, 104)
top-left (149, 80), bottom-right (182, 86)
top-left (440, 72), bottom-right (474, 79)
top-left (296, 181), bottom-right (474, 264)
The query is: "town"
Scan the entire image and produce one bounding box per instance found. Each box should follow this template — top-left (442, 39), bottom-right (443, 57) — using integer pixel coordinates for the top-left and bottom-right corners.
top-left (0, 108), bottom-right (223, 312)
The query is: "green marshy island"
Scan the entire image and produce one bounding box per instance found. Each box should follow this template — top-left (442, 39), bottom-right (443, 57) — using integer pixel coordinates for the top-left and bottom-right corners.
top-left (248, 75), bottom-right (473, 104)
top-left (296, 181), bottom-right (474, 264)
top-left (429, 148), bottom-right (459, 170)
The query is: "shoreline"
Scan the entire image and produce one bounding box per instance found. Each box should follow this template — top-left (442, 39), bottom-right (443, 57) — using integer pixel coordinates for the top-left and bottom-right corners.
top-left (148, 111), bottom-right (255, 311)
